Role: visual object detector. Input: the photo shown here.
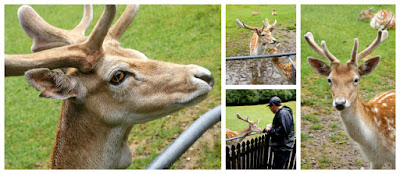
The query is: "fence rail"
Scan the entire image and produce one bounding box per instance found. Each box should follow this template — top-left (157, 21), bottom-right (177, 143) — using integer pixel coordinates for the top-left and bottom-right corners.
top-left (147, 106), bottom-right (221, 169)
top-left (226, 134), bottom-right (296, 169)
top-left (226, 132), bottom-right (259, 142)
top-left (226, 52), bottom-right (296, 84)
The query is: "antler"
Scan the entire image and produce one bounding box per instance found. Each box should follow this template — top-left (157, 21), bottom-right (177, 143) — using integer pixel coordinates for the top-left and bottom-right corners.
top-left (106, 5), bottom-right (140, 41)
top-left (305, 30), bottom-right (387, 67)
top-left (236, 113), bottom-right (249, 122)
top-left (18, 5), bottom-right (93, 52)
top-left (5, 5), bottom-right (117, 76)
top-left (355, 30), bottom-right (388, 62)
top-left (304, 32), bottom-right (340, 65)
top-left (235, 19), bottom-right (257, 30)
top-left (237, 113), bottom-right (259, 124)
top-left (263, 18), bottom-right (277, 31)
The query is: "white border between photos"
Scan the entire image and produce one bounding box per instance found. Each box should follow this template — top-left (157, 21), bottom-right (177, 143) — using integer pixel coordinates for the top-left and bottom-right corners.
top-left (1, 0), bottom-right (399, 174)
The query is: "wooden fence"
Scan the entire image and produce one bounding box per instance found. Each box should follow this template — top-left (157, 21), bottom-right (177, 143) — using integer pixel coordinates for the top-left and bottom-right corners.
top-left (226, 134), bottom-right (296, 169)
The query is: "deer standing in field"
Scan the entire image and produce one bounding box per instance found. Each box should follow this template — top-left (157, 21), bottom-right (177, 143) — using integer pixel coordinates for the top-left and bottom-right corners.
top-left (304, 30), bottom-right (395, 169)
top-left (252, 10), bottom-right (258, 16)
top-left (5, 5), bottom-right (214, 169)
top-left (272, 9), bottom-right (277, 16)
top-left (235, 18), bottom-right (277, 83)
top-left (268, 43), bottom-right (296, 83)
top-left (357, 7), bottom-right (395, 30)
top-left (226, 114), bottom-right (262, 146)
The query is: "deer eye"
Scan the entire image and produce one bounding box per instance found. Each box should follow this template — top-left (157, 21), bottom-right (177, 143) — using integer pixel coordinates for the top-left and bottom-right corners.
top-left (261, 34), bottom-right (265, 36)
top-left (327, 78), bottom-right (332, 84)
top-left (354, 78), bottom-right (359, 85)
top-left (110, 70), bottom-right (128, 85)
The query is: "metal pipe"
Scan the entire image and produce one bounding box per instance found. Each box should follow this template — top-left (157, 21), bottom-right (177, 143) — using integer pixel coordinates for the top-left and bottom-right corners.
top-left (226, 52), bottom-right (296, 61)
top-left (287, 56), bottom-right (296, 85)
top-left (146, 105), bottom-right (221, 169)
top-left (226, 132), bottom-right (262, 141)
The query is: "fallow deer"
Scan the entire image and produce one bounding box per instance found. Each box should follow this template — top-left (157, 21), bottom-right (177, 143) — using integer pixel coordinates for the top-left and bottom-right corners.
top-left (226, 113), bottom-right (262, 146)
top-left (268, 43), bottom-right (296, 83)
top-left (272, 9), bottom-right (277, 16)
top-left (235, 18), bottom-right (277, 81)
top-left (358, 7), bottom-right (395, 30)
top-left (252, 10), bottom-right (258, 16)
top-left (5, 5), bottom-right (214, 169)
top-left (304, 30), bottom-right (395, 169)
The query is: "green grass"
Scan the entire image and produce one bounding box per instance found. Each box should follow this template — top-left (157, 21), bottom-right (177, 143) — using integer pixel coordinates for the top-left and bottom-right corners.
top-left (302, 114), bottom-right (321, 123)
top-left (226, 101), bottom-right (296, 136)
top-left (330, 124), bottom-right (339, 131)
top-left (301, 132), bottom-right (311, 141)
top-left (5, 5), bottom-right (221, 169)
top-left (301, 5), bottom-right (395, 108)
top-left (226, 5), bottom-right (296, 57)
top-left (310, 124), bottom-right (323, 130)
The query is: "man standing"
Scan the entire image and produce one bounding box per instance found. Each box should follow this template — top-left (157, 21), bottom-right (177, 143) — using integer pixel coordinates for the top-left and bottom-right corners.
top-left (262, 96), bottom-right (295, 169)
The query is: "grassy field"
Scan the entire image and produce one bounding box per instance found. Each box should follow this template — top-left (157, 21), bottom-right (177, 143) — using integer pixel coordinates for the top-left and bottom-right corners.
top-left (301, 5), bottom-right (395, 169)
top-left (301, 5), bottom-right (395, 107)
top-left (226, 5), bottom-right (296, 57)
top-left (226, 101), bottom-right (296, 140)
top-left (5, 5), bottom-right (221, 169)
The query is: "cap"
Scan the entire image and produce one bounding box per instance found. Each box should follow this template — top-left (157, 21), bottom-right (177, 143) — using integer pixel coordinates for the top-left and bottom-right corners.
top-left (267, 96), bottom-right (281, 107)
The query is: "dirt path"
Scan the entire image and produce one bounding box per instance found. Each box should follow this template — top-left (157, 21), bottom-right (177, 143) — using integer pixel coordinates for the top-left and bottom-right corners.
top-left (301, 106), bottom-right (392, 169)
top-left (226, 27), bottom-right (296, 85)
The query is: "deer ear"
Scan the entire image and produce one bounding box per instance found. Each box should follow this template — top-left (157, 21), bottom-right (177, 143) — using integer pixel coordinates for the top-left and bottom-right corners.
top-left (358, 56), bottom-right (380, 76)
top-left (255, 28), bottom-right (261, 36)
top-left (369, 7), bottom-right (373, 12)
top-left (308, 57), bottom-right (331, 76)
top-left (25, 68), bottom-right (86, 101)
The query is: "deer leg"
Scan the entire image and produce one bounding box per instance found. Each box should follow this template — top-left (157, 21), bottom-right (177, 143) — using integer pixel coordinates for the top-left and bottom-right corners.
top-left (370, 162), bottom-right (383, 169)
top-left (257, 59), bottom-right (262, 77)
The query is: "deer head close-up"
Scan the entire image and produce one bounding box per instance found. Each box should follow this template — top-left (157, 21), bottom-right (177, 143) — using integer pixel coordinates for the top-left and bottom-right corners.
top-left (5, 4), bottom-right (218, 169)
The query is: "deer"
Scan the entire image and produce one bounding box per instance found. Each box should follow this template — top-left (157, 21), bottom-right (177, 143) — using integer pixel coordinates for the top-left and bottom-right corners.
top-left (5, 5), bottom-right (214, 169)
top-left (235, 18), bottom-right (277, 82)
top-left (252, 10), bottom-right (258, 16)
top-left (226, 113), bottom-right (262, 146)
top-left (304, 29), bottom-right (395, 169)
top-left (268, 43), bottom-right (296, 83)
top-left (272, 9), bottom-right (277, 16)
top-left (357, 7), bottom-right (395, 30)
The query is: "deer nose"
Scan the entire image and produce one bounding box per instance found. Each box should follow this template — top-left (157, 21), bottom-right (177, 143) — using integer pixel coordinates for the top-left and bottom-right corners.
top-left (271, 39), bottom-right (276, 44)
top-left (334, 99), bottom-right (347, 111)
top-left (195, 73), bottom-right (214, 87)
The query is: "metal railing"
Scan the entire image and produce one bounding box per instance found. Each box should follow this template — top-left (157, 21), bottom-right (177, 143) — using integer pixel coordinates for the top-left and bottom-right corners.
top-left (146, 105), bottom-right (221, 169)
top-left (226, 52), bottom-right (296, 85)
top-left (226, 132), bottom-right (260, 142)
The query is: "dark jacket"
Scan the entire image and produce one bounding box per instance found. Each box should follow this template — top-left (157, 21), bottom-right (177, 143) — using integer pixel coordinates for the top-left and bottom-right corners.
top-left (268, 106), bottom-right (295, 151)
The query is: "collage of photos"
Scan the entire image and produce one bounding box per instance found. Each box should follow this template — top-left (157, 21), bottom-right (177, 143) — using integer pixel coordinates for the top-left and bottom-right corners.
top-left (0, 0), bottom-right (398, 173)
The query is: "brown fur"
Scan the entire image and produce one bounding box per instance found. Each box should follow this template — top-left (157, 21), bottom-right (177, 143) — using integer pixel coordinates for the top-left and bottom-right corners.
top-left (358, 9), bottom-right (395, 29)
top-left (268, 48), bottom-right (296, 82)
top-left (10, 5), bottom-right (214, 169)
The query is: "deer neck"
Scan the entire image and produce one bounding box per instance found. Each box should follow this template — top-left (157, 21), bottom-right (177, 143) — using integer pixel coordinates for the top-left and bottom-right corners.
top-left (338, 93), bottom-right (372, 145)
top-left (50, 100), bottom-right (133, 169)
top-left (365, 12), bottom-right (376, 19)
top-left (250, 33), bottom-right (266, 55)
top-left (238, 126), bottom-right (252, 136)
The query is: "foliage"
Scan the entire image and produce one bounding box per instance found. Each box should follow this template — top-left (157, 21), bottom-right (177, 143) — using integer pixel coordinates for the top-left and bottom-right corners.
top-left (226, 89), bottom-right (296, 106)
top-left (5, 5), bottom-right (221, 169)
